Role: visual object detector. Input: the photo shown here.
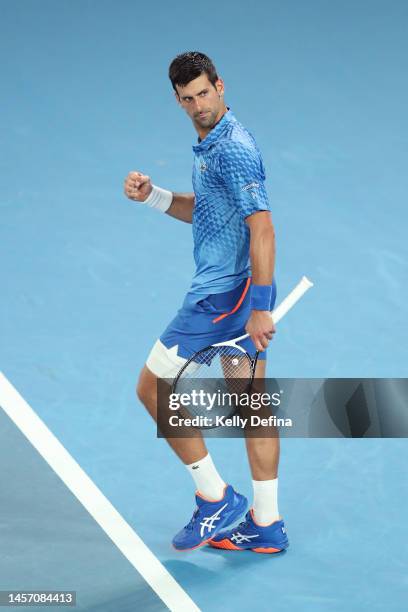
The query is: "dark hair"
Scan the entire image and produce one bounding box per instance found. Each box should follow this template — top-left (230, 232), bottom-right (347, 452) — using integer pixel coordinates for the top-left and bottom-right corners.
top-left (169, 51), bottom-right (218, 93)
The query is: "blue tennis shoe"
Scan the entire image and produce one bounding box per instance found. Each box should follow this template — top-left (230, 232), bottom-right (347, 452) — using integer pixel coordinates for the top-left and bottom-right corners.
top-left (172, 485), bottom-right (248, 551)
top-left (209, 509), bottom-right (289, 553)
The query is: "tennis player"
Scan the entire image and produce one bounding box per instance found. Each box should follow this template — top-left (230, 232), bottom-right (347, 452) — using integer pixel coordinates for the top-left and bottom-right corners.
top-left (124, 52), bottom-right (288, 553)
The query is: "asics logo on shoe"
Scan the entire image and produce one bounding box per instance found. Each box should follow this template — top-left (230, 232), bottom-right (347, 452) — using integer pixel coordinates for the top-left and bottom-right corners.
top-left (231, 532), bottom-right (259, 544)
top-left (200, 503), bottom-right (228, 537)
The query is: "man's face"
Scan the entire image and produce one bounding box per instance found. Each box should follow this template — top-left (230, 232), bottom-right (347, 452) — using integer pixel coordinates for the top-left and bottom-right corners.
top-left (175, 73), bottom-right (225, 132)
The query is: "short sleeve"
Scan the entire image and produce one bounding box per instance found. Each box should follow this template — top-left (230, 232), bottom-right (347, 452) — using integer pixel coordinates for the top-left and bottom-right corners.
top-left (218, 141), bottom-right (270, 219)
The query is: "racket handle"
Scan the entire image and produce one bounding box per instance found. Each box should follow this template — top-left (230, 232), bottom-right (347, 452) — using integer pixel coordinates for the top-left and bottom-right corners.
top-left (271, 275), bottom-right (313, 324)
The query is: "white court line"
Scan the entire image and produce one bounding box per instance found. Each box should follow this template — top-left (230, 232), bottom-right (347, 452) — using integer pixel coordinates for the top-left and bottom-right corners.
top-left (0, 372), bottom-right (200, 612)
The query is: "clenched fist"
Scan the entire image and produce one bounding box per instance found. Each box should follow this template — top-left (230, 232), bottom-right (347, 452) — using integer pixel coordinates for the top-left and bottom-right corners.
top-left (124, 171), bottom-right (153, 202)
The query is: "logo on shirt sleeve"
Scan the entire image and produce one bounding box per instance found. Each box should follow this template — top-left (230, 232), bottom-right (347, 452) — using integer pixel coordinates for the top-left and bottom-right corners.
top-left (242, 182), bottom-right (259, 191)
top-left (242, 181), bottom-right (260, 198)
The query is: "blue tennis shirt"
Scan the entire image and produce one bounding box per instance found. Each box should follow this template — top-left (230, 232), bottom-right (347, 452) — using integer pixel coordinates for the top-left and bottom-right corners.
top-left (190, 108), bottom-right (271, 295)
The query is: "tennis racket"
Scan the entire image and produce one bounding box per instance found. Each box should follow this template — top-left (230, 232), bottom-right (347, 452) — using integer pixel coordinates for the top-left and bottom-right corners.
top-left (171, 276), bottom-right (313, 427)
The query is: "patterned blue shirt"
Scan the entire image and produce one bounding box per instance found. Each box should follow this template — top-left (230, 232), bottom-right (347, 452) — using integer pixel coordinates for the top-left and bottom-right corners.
top-left (190, 108), bottom-right (270, 294)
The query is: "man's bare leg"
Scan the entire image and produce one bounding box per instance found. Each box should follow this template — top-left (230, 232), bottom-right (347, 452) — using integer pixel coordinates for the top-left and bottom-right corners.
top-left (136, 365), bottom-right (208, 464)
top-left (137, 364), bottom-right (229, 504)
top-left (245, 360), bottom-right (280, 480)
top-left (244, 359), bottom-right (281, 524)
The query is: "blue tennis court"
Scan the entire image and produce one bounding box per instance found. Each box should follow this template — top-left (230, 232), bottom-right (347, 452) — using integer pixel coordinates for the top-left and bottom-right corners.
top-left (1, 1), bottom-right (407, 610)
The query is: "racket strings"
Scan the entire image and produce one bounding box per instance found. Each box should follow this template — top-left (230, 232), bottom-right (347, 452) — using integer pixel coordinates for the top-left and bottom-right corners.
top-left (174, 344), bottom-right (253, 420)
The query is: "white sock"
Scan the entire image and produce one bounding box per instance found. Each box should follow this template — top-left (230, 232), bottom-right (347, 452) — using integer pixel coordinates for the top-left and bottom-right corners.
top-left (185, 453), bottom-right (226, 501)
top-left (252, 478), bottom-right (280, 525)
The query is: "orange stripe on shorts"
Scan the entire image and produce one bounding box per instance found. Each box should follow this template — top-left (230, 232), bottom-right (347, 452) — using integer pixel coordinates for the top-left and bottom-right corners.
top-left (212, 278), bottom-right (251, 324)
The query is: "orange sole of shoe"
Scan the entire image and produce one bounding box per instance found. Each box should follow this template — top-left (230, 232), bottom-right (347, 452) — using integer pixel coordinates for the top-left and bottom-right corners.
top-left (210, 539), bottom-right (284, 553)
top-left (251, 546), bottom-right (282, 554)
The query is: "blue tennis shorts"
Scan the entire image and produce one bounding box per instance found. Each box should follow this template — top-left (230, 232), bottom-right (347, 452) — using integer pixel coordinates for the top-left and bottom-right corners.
top-left (160, 278), bottom-right (277, 361)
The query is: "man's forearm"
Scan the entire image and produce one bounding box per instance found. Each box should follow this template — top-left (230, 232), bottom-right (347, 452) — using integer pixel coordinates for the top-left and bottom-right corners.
top-left (249, 222), bottom-right (276, 286)
top-left (245, 213), bottom-right (276, 349)
top-left (165, 192), bottom-right (195, 223)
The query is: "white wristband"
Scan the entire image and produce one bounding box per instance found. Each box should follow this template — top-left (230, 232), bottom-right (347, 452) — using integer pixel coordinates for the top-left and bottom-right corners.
top-left (144, 185), bottom-right (173, 213)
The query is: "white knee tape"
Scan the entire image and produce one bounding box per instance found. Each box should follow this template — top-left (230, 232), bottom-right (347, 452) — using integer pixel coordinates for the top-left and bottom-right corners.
top-left (146, 340), bottom-right (188, 379)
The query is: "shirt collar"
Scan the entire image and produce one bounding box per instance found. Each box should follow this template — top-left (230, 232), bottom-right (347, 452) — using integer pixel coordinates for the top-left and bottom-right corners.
top-left (192, 108), bottom-right (235, 152)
